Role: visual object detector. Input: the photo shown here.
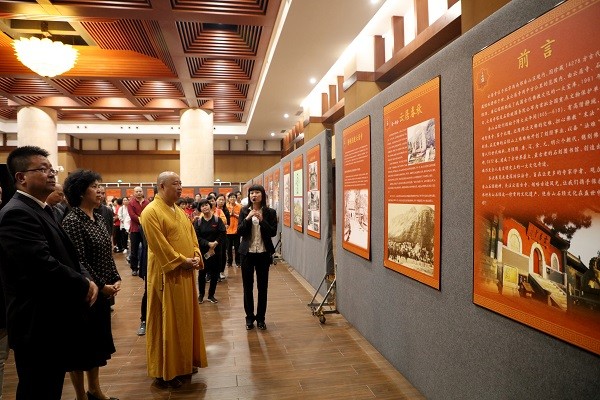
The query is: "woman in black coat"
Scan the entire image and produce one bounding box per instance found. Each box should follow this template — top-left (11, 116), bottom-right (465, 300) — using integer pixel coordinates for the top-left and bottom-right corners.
top-left (63, 169), bottom-right (121, 400)
top-left (237, 184), bottom-right (277, 330)
top-left (194, 198), bottom-right (226, 304)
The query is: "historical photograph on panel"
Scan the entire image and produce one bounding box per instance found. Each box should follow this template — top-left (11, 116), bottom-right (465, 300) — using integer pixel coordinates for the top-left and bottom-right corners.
top-left (387, 204), bottom-right (435, 276)
top-left (273, 175), bottom-right (280, 210)
top-left (293, 197), bottom-right (303, 227)
top-left (308, 210), bottom-right (320, 233)
top-left (407, 118), bottom-right (436, 165)
top-left (308, 160), bottom-right (318, 191)
top-left (308, 190), bottom-right (320, 211)
top-left (343, 189), bottom-right (369, 249)
top-left (477, 209), bottom-right (600, 321)
top-left (283, 173), bottom-right (290, 212)
top-left (267, 178), bottom-right (273, 208)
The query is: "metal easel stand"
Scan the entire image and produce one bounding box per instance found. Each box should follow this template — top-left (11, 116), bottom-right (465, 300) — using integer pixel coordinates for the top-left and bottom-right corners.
top-left (308, 267), bottom-right (338, 324)
top-left (272, 232), bottom-right (282, 265)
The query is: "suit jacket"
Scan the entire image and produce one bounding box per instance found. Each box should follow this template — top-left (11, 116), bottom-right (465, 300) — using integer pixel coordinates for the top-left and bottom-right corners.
top-left (0, 192), bottom-right (91, 369)
top-left (237, 206), bottom-right (277, 255)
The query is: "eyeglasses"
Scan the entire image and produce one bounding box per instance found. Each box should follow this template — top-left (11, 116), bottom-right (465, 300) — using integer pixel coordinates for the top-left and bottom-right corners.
top-left (20, 167), bottom-right (59, 175)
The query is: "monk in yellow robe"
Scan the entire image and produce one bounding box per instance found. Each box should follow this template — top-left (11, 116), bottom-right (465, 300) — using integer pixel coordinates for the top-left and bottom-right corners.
top-left (140, 171), bottom-right (207, 388)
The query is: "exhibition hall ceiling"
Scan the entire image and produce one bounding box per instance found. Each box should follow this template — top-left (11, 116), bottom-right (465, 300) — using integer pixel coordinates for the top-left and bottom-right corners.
top-left (0, 0), bottom-right (385, 140)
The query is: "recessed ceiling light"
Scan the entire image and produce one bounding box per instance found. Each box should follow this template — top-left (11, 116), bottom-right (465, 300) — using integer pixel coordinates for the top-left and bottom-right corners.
top-left (270, 132), bottom-right (275, 137)
top-left (284, 113), bottom-right (289, 118)
top-left (309, 77), bottom-right (317, 84)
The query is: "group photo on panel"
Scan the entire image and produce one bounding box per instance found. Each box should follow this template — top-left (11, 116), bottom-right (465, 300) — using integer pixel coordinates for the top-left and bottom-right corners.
top-left (0, 146), bottom-right (278, 399)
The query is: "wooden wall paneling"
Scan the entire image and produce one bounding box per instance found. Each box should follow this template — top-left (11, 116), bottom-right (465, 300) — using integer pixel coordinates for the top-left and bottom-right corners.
top-left (374, 35), bottom-right (385, 70)
top-left (414, 0), bottom-right (430, 35)
top-left (328, 85), bottom-right (337, 109)
top-left (392, 16), bottom-right (405, 54)
top-left (321, 92), bottom-right (329, 115)
top-left (337, 75), bottom-right (344, 101)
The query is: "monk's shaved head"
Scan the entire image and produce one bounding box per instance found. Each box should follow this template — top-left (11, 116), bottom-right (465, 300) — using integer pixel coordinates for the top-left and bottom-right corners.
top-left (157, 171), bottom-right (178, 186)
top-left (156, 171), bottom-right (182, 206)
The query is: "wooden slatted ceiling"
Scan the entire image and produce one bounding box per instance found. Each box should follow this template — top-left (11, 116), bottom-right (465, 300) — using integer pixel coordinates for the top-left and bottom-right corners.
top-left (52, 0), bottom-right (152, 9)
top-left (171, 0), bottom-right (268, 15)
top-left (194, 83), bottom-right (248, 98)
top-left (0, 0), bottom-right (280, 124)
top-left (120, 81), bottom-right (184, 97)
top-left (81, 20), bottom-right (177, 75)
top-left (187, 58), bottom-right (254, 80)
top-left (178, 22), bottom-right (261, 57)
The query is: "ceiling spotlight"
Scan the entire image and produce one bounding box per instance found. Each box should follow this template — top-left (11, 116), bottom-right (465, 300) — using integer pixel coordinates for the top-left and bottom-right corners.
top-left (309, 77), bottom-right (317, 84)
top-left (270, 132), bottom-right (275, 137)
top-left (284, 113), bottom-right (289, 118)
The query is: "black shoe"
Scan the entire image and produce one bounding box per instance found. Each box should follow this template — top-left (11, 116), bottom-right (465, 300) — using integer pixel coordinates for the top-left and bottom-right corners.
top-left (207, 296), bottom-right (218, 304)
top-left (137, 321), bottom-right (146, 336)
top-left (257, 322), bottom-right (267, 330)
top-left (246, 323), bottom-right (254, 330)
top-left (132, 269), bottom-right (138, 276)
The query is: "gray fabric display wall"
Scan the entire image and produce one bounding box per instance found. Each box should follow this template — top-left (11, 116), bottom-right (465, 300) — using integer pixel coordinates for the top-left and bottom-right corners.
top-left (281, 130), bottom-right (334, 293)
top-left (334, 0), bottom-right (600, 399)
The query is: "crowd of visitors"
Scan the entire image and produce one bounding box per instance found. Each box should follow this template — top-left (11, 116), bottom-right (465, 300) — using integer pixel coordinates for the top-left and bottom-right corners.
top-left (0, 146), bottom-right (277, 399)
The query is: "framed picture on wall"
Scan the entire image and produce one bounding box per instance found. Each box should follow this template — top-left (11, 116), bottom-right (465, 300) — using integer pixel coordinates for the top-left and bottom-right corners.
top-left (306, 144), bottom-right (321, 239)
top-left (383, 76), bottom-right (442, 289)
top-left (293, 154), bottom-right (303, 233)
top-left (472, 0), bottom-right (600, 356)
top-left (283, 161), bottom-right (291, 227)
top-left (341, 116), bottom-right (371, 260)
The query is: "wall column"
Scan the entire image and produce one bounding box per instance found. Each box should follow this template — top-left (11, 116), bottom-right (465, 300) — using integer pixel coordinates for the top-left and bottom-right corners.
top-left (17, 106), bottom-right (58, 168)
top-left (180, 108), bottom-right (214, 186)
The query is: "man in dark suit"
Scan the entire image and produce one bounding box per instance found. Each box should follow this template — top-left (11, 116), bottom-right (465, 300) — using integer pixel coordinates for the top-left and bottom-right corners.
top-left (0, 146), bottom-right (98, 400)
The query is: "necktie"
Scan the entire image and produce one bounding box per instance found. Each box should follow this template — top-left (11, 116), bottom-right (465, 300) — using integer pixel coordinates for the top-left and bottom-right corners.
top-left (44, 205), bottom-right (57, 222)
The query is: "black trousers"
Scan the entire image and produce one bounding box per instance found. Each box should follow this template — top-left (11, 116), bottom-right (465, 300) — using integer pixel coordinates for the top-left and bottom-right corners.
top-left (129, 230), bottom-right (143, 271)
top-left (198, 255), bottom-right (220, 299)
top-left (241, 252), bottom-right (271, 324)
top-left (226, 233), bottom-right (240, 265)
top-left (15, 349), bottom-right (65, 400)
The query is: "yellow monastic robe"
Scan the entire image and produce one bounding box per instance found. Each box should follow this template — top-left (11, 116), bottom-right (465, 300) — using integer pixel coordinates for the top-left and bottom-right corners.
top-left (140, 194), bottom-right (207, 380)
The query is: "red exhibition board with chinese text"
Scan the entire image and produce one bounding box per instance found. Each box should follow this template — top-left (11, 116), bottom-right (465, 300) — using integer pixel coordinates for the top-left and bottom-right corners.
top-left (283, 161), bottom-right (291, 227)
top-left (264, 173), bottom-right (273, 208)
top-left (306, 144), bottom-right (321, 239)
top-left (273, 168), bottom-right (280, 211)
top-left (181, 187), bottom-right (194, 198)
top-left (383, 76), bottom-right (441, 289)
top-left (473, 0), bottom-right (600, 355)
top-left (292, 154), bottom-right (303, 233)
top-left (105, 188), bottom-right (122, 202)
top-left (342, 116), bottom-right (371, 260)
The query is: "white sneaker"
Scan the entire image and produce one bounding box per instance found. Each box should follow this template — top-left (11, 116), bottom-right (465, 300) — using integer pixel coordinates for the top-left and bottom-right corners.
top-left (123, 249), bottom-right (127, 254)
top-left (219, 272), bottom-right (226, 279)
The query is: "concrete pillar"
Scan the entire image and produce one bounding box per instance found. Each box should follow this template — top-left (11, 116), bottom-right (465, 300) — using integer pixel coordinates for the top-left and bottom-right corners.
top-left (180, 108), bottom-right (214, 186)
top-left (17, 106), bottom-right (58, 168)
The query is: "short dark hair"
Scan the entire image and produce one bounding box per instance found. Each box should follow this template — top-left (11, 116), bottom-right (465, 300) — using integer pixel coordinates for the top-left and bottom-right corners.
top-left (63, 169), bottom-right (102, 207)
top-left (227, 192), bottom-right (236, 199)
top-left (6, 146), bottom-right (49, 178)
top-left (196, 198), bottom-right (210, 210)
